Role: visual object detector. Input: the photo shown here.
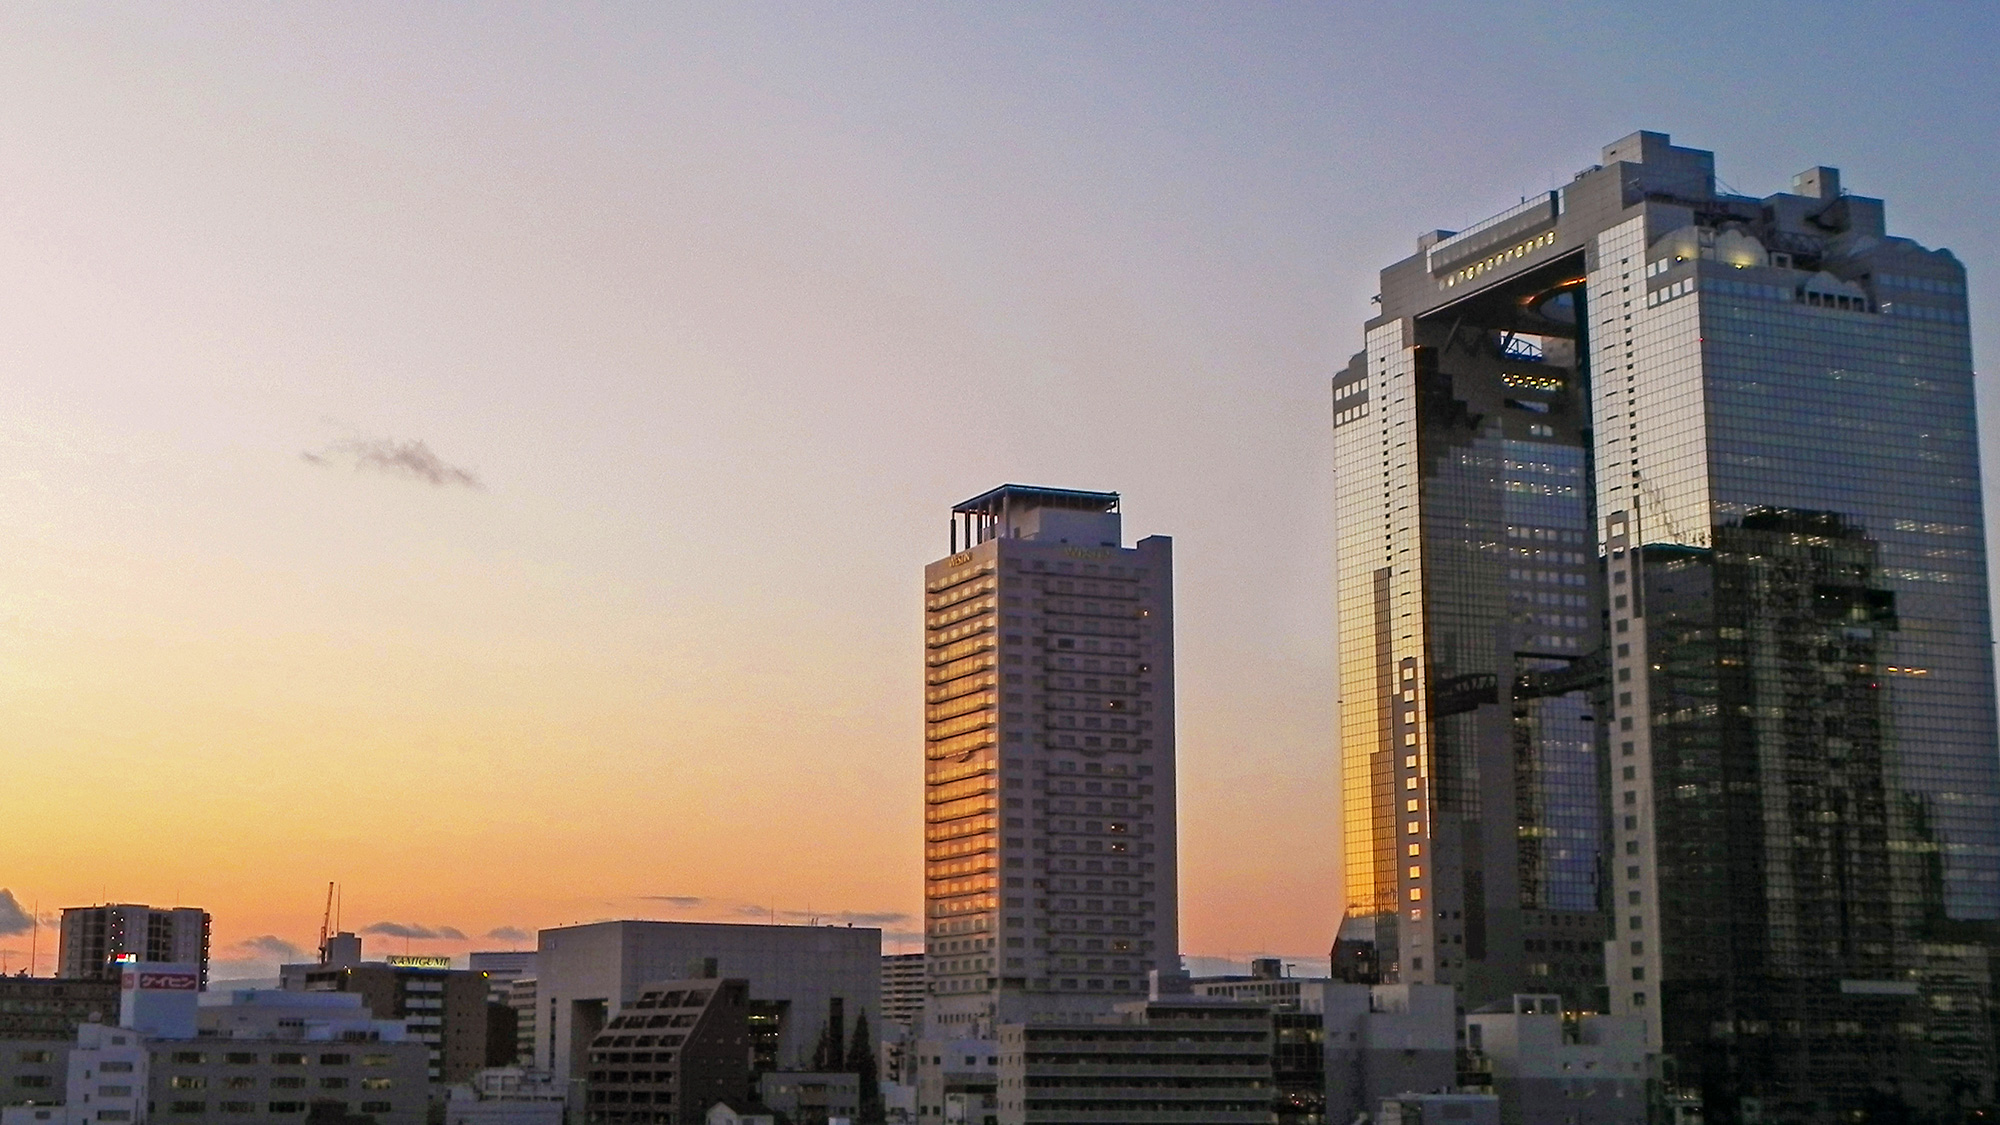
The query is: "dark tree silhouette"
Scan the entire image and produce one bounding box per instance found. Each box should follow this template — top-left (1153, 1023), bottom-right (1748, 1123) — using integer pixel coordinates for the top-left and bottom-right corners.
top-left (845, 1010), bottom-right (882, 1123)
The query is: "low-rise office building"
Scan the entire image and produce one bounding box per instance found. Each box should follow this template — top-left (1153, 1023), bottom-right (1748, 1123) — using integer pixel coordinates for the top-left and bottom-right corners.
top-left (1321, 983), bottom-right (1456, 1125)
top-left (1189, 969), bottom-right (1457, 1125)
top-left (1377, 1092), bottom-right (1501, 1125)
top-left (0, 1043), bottom-right (66, 1112)
top-left (912, 1035), bottom-right (995, 1125)
top-left (444, 1067), bottom-right (566, 1125)
top-left (758, 1069), bottom-right (860, 1125)
top-left (64, 1013), bottom-right (429, 1124)
top-left (470, 954), bottom-right (538, 1007)
top-left (289, 951), bottom-right (492, 1085)
top-left (0, 979), bottom-right (121, 1112)
top-left (1463, 995), bottom-right (1647, 1125)
top-left (995, 998), bottom-right (1273, 1125)
top-left (704, 1102), bottom-right (780, 1125)
top-left (0, 981), bottom-right (120, 1045)
top-left (25, 965), bottom-right (428, 1125)
top-left (535, 921), bottom-right (880, 1089)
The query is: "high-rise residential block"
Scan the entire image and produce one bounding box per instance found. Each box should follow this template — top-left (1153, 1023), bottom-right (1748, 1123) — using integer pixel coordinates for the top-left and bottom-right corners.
top-left (56, 905), bottom-right (211, 988)
top-left (923, 486), bottom-right (1178, 1026)
top-left (916, 486), bottom-right (1176, 1125)
top-left (1336, 131), bottom-right (1998, 1121)
top-left (881, 952), bottom-right (926, 1030)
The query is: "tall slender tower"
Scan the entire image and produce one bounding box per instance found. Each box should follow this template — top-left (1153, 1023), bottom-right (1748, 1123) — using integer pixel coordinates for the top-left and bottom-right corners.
top-left (1336, 132), bottom-right (1999, 1122)
top-left (920, 485), bottom-right (1178, 1036)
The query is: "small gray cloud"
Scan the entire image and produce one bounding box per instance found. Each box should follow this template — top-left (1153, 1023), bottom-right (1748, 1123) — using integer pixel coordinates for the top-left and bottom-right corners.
top-left (745, 907), bottom-right (909, 928)
top-left (642, 896), bottom-right (706, 908)
top-left (484, 926), bottom-right (532, 943)
top-left (0, 890), bottom-right (32, 936)
top-left (236, 934), bottom-right (304, 961)
top-left (363, 922), bottom-right (467, 941)
top-left (820, 911), bottom-right (909, 928)
top-left (302, 437), bottom-right (484, 490)
top-left (206, 961), bottom-right (284, 986)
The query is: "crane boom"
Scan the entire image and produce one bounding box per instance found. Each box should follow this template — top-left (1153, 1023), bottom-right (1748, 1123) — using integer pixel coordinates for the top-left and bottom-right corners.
top-left (317, 881), bottom-right (335, 966)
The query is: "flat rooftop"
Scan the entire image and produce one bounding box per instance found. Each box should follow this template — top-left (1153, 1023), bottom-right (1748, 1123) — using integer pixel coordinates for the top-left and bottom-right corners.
top-left (953, 484), bottom-right (1118, 516)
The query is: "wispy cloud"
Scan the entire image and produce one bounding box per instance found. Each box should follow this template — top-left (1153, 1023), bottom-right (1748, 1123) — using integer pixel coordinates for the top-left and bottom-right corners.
top-left (0, 891), bottom-right (33, 937)
top-left (235, 934), bottom-right (304, 961)
top-left (817, 910), bottom-right (911, 927)
top-left (302, 437), bottom-right (484, 490)
top-left (484, 926), bottom-right (532, 943)
top-left (640, 895), bottom-right (908, 937)
top-left (732, 905), bottom-right (909, 928)
top-left (362, 921), bottom-right (467, 941)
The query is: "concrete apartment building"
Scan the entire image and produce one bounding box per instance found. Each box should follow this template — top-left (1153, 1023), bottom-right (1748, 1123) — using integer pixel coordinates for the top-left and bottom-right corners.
top-left (582, 978), bottom-right (752, 1124)
top-left (0, 980), bottom-right (119, 1045)
top-left (1336, 130), bottom-right (2000, 1121)
top-left (0, 978), bottom-right (120, 1111)
top-left (9, 964), bottom-right (428, 1125)
top-left (1463, 995), bottom-right (1646, 1125)
top-left (507, 977), bottom-right (539, 1069)
top-left (993, 997), bottom-right (1272, 1125)
top-left (533, 921), bottom-right (880, 1091)
top-left (56, 906), bottom-right (210, 988)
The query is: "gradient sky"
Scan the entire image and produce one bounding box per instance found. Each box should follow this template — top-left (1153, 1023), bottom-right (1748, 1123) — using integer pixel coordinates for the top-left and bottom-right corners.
top-left (3, 3), bottom-right (1998, 980)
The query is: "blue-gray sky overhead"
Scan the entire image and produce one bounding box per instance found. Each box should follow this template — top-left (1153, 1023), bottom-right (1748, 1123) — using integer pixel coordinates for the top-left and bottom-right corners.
top-left (1, 2), bottom-right (1996, 971)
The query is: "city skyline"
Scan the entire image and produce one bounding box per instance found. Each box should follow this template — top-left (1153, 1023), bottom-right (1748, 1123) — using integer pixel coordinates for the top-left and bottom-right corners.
top-left (4, 6), bottom-right (2000, 984)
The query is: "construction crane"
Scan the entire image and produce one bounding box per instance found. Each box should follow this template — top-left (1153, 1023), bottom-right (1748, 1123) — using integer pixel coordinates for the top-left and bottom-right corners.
top-left (317, 882), bottom-right (335, 966)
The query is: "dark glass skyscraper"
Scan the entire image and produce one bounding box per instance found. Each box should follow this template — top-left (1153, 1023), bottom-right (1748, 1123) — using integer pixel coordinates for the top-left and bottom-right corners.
top-left (1335, 132), bottom-right (1998, 1122)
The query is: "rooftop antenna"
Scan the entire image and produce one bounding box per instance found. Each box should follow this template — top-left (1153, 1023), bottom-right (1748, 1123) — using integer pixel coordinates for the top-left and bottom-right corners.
top-left (28, 898), bottom-right (37, 978)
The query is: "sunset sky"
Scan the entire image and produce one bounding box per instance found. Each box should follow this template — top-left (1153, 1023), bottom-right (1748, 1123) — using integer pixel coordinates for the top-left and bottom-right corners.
top-left (3, 3), bottom-right (1998, 980)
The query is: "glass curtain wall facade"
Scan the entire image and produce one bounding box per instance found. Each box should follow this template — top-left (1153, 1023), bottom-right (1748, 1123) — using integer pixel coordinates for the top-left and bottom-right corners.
top-left (1334, 200), bottom-right (1609, 1012)
top-left (1337, 132), bottom-right (1999, 1123)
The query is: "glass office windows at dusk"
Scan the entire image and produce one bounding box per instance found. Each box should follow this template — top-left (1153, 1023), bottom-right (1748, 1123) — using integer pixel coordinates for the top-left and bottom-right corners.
top-left (1339, 132), bottom-right (1999, 1121)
